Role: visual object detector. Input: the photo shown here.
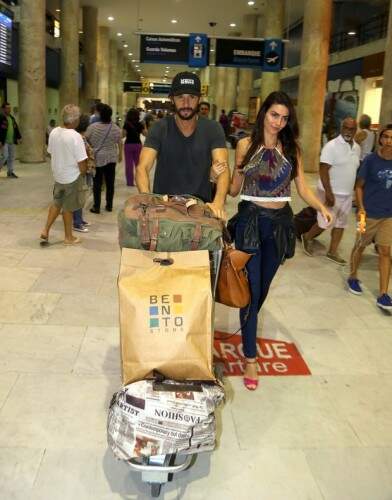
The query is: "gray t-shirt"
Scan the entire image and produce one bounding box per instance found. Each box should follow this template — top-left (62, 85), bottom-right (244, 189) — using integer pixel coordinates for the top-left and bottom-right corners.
top-left (144, 116), bottom-right (226, 202)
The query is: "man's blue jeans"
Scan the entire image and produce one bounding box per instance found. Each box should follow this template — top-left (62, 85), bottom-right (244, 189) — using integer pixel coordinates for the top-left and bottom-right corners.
top-left (3, 143), bottom-right (15, 174)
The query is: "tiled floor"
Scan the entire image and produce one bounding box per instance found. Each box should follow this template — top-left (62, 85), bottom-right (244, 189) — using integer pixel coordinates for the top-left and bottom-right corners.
top-left (0, 159), bottom-right (391, 500)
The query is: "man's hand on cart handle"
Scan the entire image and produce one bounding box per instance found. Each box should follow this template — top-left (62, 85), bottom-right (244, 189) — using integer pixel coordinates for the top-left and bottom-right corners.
top-left (206, 201), bottom-right (227, 220)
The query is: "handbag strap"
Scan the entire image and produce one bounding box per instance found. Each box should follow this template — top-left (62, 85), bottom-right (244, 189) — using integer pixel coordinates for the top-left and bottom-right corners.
top-left (94, 122), bottom-right (113, 155)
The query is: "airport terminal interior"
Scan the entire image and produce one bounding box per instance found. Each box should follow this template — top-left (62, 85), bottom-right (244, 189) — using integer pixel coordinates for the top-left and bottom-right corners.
top-left (1, 0), bottom-right (392, 499)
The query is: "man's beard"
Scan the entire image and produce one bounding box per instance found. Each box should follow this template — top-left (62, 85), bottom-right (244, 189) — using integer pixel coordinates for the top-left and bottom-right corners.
top-left (174, 104), bottom-right (198, 121)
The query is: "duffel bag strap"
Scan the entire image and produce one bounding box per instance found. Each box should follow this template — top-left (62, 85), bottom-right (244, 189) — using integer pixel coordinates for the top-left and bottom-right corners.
top-left (149, 218), bottom-right (159, 251)
top-left (138, 206), bottom-right (151, 249)
top-left (190, 223), bottom-right (202, 250)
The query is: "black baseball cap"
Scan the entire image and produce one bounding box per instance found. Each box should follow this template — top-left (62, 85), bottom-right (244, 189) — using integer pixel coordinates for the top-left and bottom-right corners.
top-left (170, 71), bottom-right (201, 96)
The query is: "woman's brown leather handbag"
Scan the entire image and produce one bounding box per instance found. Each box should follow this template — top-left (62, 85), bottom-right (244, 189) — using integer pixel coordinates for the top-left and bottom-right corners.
top-left (216, 244), bottom-right (252, 308)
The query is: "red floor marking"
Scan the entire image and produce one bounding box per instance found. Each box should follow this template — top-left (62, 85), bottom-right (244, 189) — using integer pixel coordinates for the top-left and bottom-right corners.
top-left (214, 332), bottom-right (311, 376)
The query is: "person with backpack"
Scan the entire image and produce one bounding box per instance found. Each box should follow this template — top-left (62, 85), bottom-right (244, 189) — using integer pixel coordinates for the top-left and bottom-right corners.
top-left (85, 104), bottom-right (122, 213)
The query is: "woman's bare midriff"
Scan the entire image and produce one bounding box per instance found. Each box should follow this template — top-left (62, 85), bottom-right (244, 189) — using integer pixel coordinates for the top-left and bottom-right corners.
top-left (252, 200), bottom-right (287, 209)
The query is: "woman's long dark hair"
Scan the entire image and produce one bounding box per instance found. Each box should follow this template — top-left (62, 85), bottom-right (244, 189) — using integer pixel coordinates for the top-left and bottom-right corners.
top-left (241, 91), bottom-right (299, 178)
top-left (125, 108), bottom-right (140, 127)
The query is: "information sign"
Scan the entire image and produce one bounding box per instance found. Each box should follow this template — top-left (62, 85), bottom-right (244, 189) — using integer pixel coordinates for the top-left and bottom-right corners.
top-left (140, 34), bottom-right (189, 64)
top-left (215, 38), bottom-right (264, 68)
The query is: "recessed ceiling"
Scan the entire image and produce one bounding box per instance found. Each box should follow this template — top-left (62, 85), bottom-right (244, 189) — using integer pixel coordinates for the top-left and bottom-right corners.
top-left (75, 0), bottom-right (304, 80)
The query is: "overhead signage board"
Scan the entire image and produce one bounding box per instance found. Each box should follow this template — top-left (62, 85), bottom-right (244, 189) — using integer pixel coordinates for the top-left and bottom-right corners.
top-left (262, 38), bottom-right (283, 72)
top-left (0, 8), bottom-right (13, 67)
top-left (215, 38), bottom-right (264, 68)
top-left (123, 81), bottom-right (142, 92)
top-left (123, 81), bottom-right (172, 95)
top-left (140, 34), bottom-right (189, 64)
top-left (188, 33), bottom-right (208, 68)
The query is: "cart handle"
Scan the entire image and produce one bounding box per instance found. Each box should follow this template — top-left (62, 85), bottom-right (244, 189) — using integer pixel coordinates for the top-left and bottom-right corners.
top-left (127, 454), bottom-right (193, 473)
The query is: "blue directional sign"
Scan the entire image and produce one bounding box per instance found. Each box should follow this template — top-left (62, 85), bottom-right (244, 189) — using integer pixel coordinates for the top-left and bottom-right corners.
top-left (188, 33), bottom-right (208, 67)
top-left (262, 38), bottom-right (283, 72)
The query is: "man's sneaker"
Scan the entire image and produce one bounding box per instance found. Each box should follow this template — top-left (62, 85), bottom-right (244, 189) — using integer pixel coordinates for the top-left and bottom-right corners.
top-left (301, 233), bottom-right (313, 256)
top-left (326, 252), bottom-right (347, 265)
top-left (82, 220), bottom-right (91, 227)
top-left (7, 172), bottom-right (18, 178)
top-left (347, 278), bottom-right (362, 295)
top-left (73, 225), bottom-right (89, 233)
top-left (376, 294), bottom-right (392, 311)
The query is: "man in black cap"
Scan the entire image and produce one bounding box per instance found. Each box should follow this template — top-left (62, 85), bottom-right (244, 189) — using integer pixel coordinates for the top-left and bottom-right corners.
top-left (136, 71), bottom-right (229, 218)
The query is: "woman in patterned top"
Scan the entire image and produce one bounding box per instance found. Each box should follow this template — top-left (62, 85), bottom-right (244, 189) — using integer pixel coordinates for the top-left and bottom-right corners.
top-left (229, 91), bottom-right (333, 391)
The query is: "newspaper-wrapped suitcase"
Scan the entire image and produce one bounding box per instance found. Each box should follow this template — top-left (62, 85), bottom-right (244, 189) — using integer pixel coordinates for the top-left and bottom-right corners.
top-left (107, 379), bottom-right (225, 460)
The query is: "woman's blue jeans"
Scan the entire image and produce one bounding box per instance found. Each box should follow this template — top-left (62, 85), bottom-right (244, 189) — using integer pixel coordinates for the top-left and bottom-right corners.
top-left (235, 214), bottom-right (281, 358)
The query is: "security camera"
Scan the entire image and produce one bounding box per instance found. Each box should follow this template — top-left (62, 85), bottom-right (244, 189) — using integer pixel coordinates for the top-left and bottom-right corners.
top-left (209, 22), bottom-right (217, 27)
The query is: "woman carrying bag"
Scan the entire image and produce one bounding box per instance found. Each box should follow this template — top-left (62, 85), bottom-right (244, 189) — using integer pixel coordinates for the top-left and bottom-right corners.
top-left (86, 104), bottom-right (122, 213)
top-left (229, 91), bottom-right (333, 391)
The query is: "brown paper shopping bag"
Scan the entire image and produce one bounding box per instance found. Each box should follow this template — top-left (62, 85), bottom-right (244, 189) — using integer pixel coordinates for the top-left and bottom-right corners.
top-left (118, 248), bottom-right (214, 384)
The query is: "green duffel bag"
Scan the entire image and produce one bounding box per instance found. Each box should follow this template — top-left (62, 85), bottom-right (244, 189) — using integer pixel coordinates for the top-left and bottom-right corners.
top-left (118, 193), bottom-right (223, 252)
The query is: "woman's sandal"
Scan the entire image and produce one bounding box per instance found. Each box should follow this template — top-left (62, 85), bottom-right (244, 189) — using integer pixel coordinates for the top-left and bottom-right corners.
top-left (243, 359), bottom-right (259, 391)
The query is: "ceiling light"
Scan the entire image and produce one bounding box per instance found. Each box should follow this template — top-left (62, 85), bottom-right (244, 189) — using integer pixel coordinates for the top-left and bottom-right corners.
top-left (79, 31), bottom-right (83, 34)
top-left (166, 66), bottom-right (170, 69)
top-left (210, 49), bottom-right (214, 52)
top-left (347, 30), bottom-right (357, 36)
top-left (171, 19), bottom-right (178, 23)
top-left (135, 65), bottom-right (139, 68)
top-left (123, 44), bottom-right (128, 48)
top-left (117, 32), bottom-right (123, 37)
top-left (56, 9), bottom-right (60, 12)
top-left (229, 23), bottom-right (236, 27)
top-left (108, 16), bottom-right (114, 21)
top-left (247, 1), bottom-right (255, 5)
top-left (128, 52), bottom-right (133, 56)
top-left (137, 69), bottom-right (141, 72)
top-left (132, 59), bottom-right (136, 62)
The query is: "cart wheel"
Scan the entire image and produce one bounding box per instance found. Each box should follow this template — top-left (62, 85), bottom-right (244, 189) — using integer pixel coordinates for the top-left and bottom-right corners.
top-left (151, 483), bottom-right (162, 497)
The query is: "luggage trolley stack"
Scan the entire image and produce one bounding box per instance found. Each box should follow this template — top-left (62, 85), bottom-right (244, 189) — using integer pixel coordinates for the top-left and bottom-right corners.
top-left (108, 194), bottom-right (225, 497)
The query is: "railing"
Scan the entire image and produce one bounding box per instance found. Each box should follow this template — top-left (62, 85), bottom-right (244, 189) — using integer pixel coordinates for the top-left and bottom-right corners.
top-left (330, 12), bottom-right (388, 53)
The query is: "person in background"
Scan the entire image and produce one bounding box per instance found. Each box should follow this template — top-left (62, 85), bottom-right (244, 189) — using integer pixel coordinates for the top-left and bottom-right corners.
top-left (301, 117), bottom-right (360, 265)
top-left (40, 104), bottom-right (87, 245)
top-left (0, 102), bottom-right (22, 178)
top-left (86, 104), bottom-right (122, 214)
top-left (73, 114), bottom-right (95, 232)
top-left (123, 108), bottom-right (146, 186)
top-left (347, 124), bottom-right (392, 311)
top-left (199, 101), bottom-right (211, 119)
top-left (219, 109), bottom-right (229, 138)
top-left (89, 102), bottom-right (103, 124)
top-left (355, 114), bottom-right (376, 164)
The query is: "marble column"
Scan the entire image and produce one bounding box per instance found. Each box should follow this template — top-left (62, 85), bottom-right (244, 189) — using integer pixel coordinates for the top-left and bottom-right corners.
top-left (81, 5), bottom-right (98, 111)
top-left (214, 66), bottom-right (227, 119)
top-left (60, 0), bottom-right (80, 109)
top-left (297, 0), bottom-right (332, 172)
top-left (117, 49), bottom-right (125, 118)
top-left (259, 0), bottom-right (284, 102)
top-left (237, 14), bottom-right (257, 116)
top-left (109, 40), bottom-right (118, 114)
top-left (380, 0), bottom-right (392, 124)
top-left (19, 0), bottom-right (46, 162)
top-left (97, 26), bottom-right (110, 103)
top-left (223, 67), bottom-right (239, 112)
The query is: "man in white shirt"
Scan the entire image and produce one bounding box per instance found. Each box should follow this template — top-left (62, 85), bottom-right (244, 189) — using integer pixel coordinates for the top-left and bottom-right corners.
top-left (301, 117), bottom-right (360, 264)
top-left (40, 105), bottom-right (88, 245)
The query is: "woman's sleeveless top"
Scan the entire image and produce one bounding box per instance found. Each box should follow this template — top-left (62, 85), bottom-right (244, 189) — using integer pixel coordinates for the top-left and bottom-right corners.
top-left (240, 146), bottom-right (293, 202)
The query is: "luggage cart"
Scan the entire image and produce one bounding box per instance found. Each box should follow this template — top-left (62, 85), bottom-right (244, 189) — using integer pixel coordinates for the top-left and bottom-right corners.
top-left (124, 250), bottom-right (222, 498)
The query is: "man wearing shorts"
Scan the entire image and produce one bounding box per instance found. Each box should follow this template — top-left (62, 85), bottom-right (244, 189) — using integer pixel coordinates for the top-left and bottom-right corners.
top-left (301, 117), bottom-right (360, 264)
top-left (40, 104), bottom-right (88, 245)
top-left (347, 124), bottom-right (392, 311)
